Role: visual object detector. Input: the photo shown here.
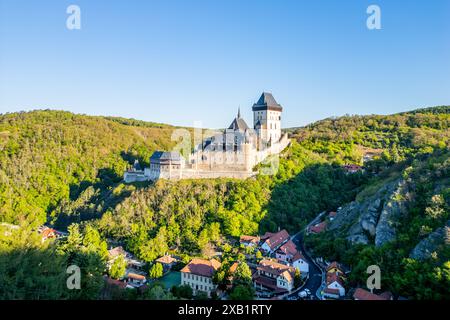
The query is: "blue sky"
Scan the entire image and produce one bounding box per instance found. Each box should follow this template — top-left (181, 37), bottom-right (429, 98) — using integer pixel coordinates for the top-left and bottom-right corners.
top-left (0, 0), bottom-right (449, 128)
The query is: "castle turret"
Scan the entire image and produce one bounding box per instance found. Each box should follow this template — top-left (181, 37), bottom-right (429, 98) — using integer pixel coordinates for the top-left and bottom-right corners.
top-left (252, 92), bottom-right (282, 143)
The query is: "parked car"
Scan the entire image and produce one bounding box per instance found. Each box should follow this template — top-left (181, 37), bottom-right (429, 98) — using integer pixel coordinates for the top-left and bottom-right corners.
top-left (298, 290), bottom-right (308, 298)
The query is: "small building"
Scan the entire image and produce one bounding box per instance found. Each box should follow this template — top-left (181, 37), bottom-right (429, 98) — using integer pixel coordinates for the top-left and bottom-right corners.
top-left (323, 272), bottom-right (345, 298)
top-left (260, 229), bottom-right (290, 254)
top-left (275, 240), bottom-right (297, 263)
top-left (342, 164), bottom-right (363, 174)
top-left (123, 160), bottom-right (148, 183)
top-left (326, 261), bottom-right (346, 277)
top-left (253, 259), bottom-right (296, 293)
top-left (155, 254), bottom-right (177, 272)
top-left (127, 273), bottom-right (147, 287)
top-left (239, 235), bottom-right (260, 247)
top-left (353, 288), bottom-right (393, 300)
top-left (328, 211), bottom-right (337, 221)
top-left (309, 221), bottom-right (327, 234)
top-left (180, 258), bottom-right (221, 297)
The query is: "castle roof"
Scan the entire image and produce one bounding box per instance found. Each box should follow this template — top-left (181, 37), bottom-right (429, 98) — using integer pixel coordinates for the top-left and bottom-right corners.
top-left (150, 151), bottom-right (183, 164)
top-left (228, 109), bottom-right (250, 131)
top-left (252, 92), bottom-right (282, 112)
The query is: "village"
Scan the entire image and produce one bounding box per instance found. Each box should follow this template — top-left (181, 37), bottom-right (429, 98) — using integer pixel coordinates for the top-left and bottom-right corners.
top-left (33, 202), bottom-right (392, 301)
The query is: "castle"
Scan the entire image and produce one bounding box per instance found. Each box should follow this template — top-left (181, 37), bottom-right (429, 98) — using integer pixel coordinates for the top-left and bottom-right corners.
top-left (124, 92), bottom-right (290, 182)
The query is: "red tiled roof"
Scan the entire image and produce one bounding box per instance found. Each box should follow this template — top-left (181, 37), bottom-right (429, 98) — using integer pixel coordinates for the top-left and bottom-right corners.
top-left (263, 229), bottom-right (290, 250)
top-left (156, 255), bottom-right (176, 264)
top-left (108, 246), bottom-right (126, 259)
top-left (326, 261), bottom-right (344, 273)
top-left (106, 277), bottom-right (127, 289)
top-left (240, 235), bottom-right (260, 244)
top-left (260, 232), bottom-right (274, 241)
top-left (41, 228), bottom-right (56, 239)
top-left (180, 258), bottom-right (221, 278)
top-left (292, 251), bottom-right (306, 262)
top-left (257, 259), bottom-right (296, 279)
top-left (353, 288), bottom-right (388, 300)
top-left (309, 221), bottom-right (327, 233)
top-left (276, 240), bottom-right (297, 256)
top-left (326, 272), bottom-right (345, 287)
top-left (323, 287), bottom-right (340, 295)
top-left (127, 273), bottom-right (146, 281)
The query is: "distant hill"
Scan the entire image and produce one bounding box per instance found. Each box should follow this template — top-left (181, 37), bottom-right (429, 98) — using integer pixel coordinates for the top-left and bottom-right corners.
top-left (0, 110), bottom-right (187, 226)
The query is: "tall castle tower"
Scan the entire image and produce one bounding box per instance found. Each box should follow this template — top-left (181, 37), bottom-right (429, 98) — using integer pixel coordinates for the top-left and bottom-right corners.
top-left (252, 92), bottom-right (283, 143)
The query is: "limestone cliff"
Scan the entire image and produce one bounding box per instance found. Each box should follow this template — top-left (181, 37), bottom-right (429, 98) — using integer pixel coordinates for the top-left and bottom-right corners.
top-left (328, 179), bottom-right (410, 247)
top-left (410, 220), bottom-right (450, 260)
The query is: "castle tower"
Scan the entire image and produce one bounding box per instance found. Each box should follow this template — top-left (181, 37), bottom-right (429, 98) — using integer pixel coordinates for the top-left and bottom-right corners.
top-left (252, 92), bottom-right (282, 143)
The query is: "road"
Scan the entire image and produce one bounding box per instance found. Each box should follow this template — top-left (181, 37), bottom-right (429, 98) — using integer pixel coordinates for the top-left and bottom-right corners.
top-left (285, 231), bottom-right (324, 300)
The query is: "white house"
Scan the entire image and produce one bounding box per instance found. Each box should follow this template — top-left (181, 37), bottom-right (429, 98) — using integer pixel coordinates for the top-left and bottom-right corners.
top-left (260, 229), bottom-right (290, 254)
top-left (292, 252), bottom-right (309, 275)
top-left (180, 258), bottom-right (221, 297)
top-left (323, 272), bottom-right (345, 298)
top-left (254, 259), bottom-right (296, 292)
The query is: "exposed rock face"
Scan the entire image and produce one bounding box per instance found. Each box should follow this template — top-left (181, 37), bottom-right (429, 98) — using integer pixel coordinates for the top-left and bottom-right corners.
top-left (328, 179), bottom-right (409, 247)
top-left (410, 220), bottom-right (450, 260)
top-left (375, 180), bottom-right (408, 247)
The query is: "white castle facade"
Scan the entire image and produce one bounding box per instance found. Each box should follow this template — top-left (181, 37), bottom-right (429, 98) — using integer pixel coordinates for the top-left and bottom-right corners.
top-left (124, 92), bottom-right (290, 182)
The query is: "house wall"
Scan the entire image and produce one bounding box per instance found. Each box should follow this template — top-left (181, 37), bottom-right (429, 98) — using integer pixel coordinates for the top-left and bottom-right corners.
top-left (181, 272), bottom-right (217, 297)
top-left (328, 282), bottom-right (345, 296)
top-left (293, 259), bottom-right (309, 274)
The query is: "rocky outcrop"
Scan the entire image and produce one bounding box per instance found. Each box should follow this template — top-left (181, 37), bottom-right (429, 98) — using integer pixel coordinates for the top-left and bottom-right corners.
top-left (410, 220), bottom-right (450, 260)
top-left (328, 179), bottom-right (409, 247)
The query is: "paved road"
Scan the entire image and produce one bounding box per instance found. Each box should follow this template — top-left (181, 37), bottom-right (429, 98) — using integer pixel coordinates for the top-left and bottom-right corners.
top-left (286, 231), bottom-right (323, 300)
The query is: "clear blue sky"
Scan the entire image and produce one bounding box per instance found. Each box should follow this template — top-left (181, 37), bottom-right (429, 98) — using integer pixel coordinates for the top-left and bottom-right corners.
top-left (1, 0), bottom-right (449, 128)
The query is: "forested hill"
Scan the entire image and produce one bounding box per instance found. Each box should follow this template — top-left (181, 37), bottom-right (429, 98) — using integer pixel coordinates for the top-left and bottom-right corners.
top-left (0, 106), bottom-right (448, 300)
top-left (0, 110), bottom-right (183, 227)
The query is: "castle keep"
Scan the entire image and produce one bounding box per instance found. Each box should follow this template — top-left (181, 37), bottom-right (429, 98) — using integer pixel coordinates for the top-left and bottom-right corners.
top-left (124, 92), bottom-right (290, 182)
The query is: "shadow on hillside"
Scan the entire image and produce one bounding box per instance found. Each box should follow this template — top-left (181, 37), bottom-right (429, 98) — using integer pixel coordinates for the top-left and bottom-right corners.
top-left (53, 167), bottom-right (136, 229)
top-left (120, 151), bottom-right (149, 168)
top-left (258, 163), bottom-right (366, 234)
top-left (0, 246), bottom-right (105, 300)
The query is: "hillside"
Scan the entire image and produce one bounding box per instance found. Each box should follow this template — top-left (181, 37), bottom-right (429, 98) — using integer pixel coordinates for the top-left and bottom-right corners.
top-left (0, 106), bottom-right (448, 300)
top-left (0, 110), bottom-right (183, 227)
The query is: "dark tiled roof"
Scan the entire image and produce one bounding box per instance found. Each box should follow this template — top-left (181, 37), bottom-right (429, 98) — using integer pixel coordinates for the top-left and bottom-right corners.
top-left (252, 92), bottom-right (283, 112)
top-left (228, 117), bottom-right (250, 131)
top-left (150, 151), bottom-right (182, 161)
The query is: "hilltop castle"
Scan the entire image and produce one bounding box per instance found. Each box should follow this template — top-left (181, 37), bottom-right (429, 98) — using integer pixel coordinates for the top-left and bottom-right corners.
top-left (124, 92), bottom-right (290, 182)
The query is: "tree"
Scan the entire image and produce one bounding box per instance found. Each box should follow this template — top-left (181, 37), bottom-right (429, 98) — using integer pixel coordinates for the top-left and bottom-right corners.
top-left (294, 268), bottom-right (302, 288)
top-left (109, 254), bottom-right (127, 279)
top-left (194, 291), bottom-right (209, 300)
top-left (149, 262), bottom-right (164, 279)
top-left (229, 284), bottom-right (254, 300)
top-left (172, 284), bottom-right (193, 299)
top-left (233, 262), bottom-right (252, 285)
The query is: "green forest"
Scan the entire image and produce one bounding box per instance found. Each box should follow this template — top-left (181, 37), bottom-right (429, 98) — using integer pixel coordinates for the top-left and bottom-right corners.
top-left (0, 107), bottom-right (449, 299)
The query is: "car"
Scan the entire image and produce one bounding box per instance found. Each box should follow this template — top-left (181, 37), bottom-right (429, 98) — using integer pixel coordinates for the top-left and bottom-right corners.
top-left (305, 289), bottom-right (311, 294)
top-left (298, 290), bottom-right (308, 298)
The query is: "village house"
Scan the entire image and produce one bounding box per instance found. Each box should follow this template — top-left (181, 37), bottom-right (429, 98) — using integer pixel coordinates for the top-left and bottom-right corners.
top-left (126, 273), bottom-right (147, 288)
top-left (275, 240), bottom-right (297, 262)
top-left (353, 288), bottom-right (393, 300)
top-left (260, 229), bottom-right (290, 254)
top-left (291, 251), bottom-right (309, 275)
top-left (155, 254), bottom-right (177, 273)
top-left (239, 235), bottom-right (260, 248)
top-left (342, 164), bottom-right (363, 174)
top-left (180, 258), bottom-right (221, 297)
top-left (253, 259), bottom-right (297, 293)
top-left (328, 211), bottom-right (337, 221)
top-left (309, 221), bottom-right (327, 234)
top-left (322, 261), bottom-right (346, 299)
